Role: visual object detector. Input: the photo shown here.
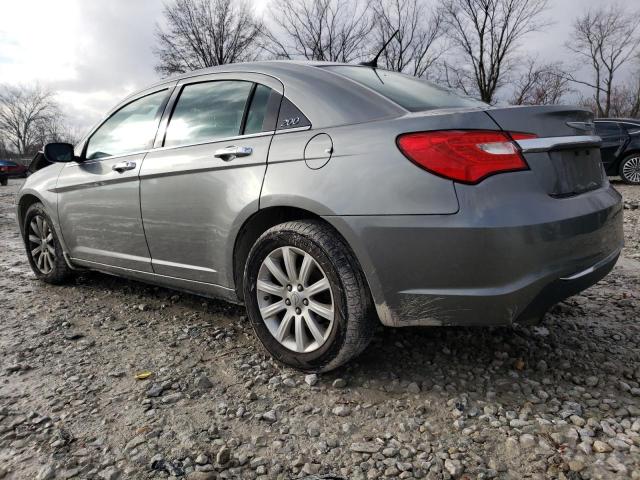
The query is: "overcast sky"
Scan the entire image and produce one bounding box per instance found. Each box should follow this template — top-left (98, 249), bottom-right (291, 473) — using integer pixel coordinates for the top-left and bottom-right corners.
top-left (0, 0), bottom-right (630, 135)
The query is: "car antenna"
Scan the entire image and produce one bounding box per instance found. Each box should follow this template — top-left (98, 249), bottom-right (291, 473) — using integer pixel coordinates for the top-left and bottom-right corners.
top-left (360, 30), bottom-right (399, 68)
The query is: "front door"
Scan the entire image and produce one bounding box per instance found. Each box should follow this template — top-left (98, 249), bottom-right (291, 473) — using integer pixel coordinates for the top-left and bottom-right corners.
top-left (140, 75), bottom-right (283, 287)
top-left (57, 88), bottom-right (172, 272)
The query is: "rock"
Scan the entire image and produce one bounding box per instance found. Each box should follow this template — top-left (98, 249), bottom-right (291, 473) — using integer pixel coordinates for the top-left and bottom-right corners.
top-left (607, 455), bottom-right (628, 474)
top-left (195, 454), bottom-right (209, 465)
top-left (382, 447), bottom-right (398, 457)
top-left (332, 378), bottom-right (347, 389)
top-left (350, 442), bottom-right (381, 453)
top-left (519, 434), bottom-right (536, 448)
top-left (282, 377), bottom-right (296, 387)
top-left (36, 465), bottom-right (55, 480)
top-left (147, 383), bottom-right (164, 397)
top-left (249, 457), bottom-right (267, 468)
top-left (187, 473), bottom-right (217, 480)
top-left (568, 459), bottom-right (585, 472)
top-left (302, 463), bottom-right (321, 475)
top-left (505, 437), bottom-right (519, 456)
top-left (592, 440), bottom-right (613, 453)
top-left (570, 415), bottom-right (586, 427)
top-left (161, 392), bottom-right (184, 404)
top-left (332, 405), bottom-right (351, 416)
top-left (124, 435), bottom-right (146, 452)
top-left (304, 374), bottom-right (319, 386)
top-left (262, 410), bottom-right (277, 423)
top-left (97, 467), bottom-right (121, 480)
top-left (444, 459), bottom-right (464, 477)
top-left (307, 421), bottom-right (321, 437)
top-left (195, 375), bottom-right (213, 390)
top-left (577, 441), bottom-right (592, 455)
top-left (406, 382), bottom-right (420, 393)
top-left (63, 330), bottom-right (83, 340)
top-left (585, 376), bottom-right (599, 387)
top-left (216, 446), bottom-right (231, 466)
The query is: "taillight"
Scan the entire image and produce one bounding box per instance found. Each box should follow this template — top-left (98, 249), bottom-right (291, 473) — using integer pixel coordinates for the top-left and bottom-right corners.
top-left (397, 130), bottom-right (537, 184)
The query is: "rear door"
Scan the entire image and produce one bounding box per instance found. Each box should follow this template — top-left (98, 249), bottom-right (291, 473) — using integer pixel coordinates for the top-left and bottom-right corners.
top-left (57, 87), bottom-right (172, 271)
top-left (140, 73), bottom-right (283, 287)
top-left (595, 121), bottom-right (628, 172)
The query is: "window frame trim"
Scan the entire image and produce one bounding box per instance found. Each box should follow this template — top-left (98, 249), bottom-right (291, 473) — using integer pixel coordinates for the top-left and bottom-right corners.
top-left (80, 86), bottom-right (174, 162)
top-left (160, 78), bottom-right (256, 149)
top-left (155, 72), bottom-right (292, 151)
top-left (71, 72), bottom-right (312, 164)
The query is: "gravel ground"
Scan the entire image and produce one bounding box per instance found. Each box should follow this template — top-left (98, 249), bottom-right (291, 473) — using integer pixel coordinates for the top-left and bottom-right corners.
top-left (0, 178), bottom-right (639, 480)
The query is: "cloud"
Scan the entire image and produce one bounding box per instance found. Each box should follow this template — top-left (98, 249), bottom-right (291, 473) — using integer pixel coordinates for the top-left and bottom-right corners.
top-left (0, 0), bottom-right (635, 135)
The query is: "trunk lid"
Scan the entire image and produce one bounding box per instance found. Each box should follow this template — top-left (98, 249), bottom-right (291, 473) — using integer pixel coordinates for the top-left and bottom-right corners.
top-left (485, 105), bottom-right (604, 197)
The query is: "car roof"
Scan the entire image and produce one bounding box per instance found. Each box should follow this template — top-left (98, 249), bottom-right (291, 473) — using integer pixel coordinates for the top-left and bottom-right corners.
top-left (134, 61), bottom-right (407, 129)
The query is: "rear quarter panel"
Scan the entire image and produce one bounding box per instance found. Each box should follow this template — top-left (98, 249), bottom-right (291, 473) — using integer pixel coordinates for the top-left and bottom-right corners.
top-left (261, 109), bottom-right (500, 215)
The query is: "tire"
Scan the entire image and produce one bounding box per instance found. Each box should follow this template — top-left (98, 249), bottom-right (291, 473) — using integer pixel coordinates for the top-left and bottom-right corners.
top-left (243, 220), bottom-right (375, 372)
top-left (619, 154), bottom-right (640, 185)
top-left (0, 177), bottom-right (7, 186)
top-left (23, 202), bottom-right (73, 284)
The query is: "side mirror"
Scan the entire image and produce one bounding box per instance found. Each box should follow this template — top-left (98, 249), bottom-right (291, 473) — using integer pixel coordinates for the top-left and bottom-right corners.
top-left (43, 143), bottom-right (77, 163)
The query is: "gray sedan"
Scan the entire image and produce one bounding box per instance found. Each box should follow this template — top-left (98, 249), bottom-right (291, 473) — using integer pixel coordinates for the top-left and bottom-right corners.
top-left (17, 61), bottom-right (623, 371)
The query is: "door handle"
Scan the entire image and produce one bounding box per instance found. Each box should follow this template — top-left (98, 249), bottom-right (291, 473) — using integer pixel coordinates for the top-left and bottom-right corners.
top-left (214, 145), bottom-right (252, 161)
top-left (112, 160), bottom-right (137, 173)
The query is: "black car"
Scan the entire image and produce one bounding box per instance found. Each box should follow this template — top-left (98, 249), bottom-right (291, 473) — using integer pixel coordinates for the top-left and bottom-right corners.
top-left (594, 118), bottom-right (640, 184)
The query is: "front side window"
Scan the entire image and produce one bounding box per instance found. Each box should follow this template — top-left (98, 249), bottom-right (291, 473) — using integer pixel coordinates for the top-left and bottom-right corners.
top-left (85, 90), bottom-right (168, 160)
top-left (164, 81), bottom-right (253, 148)
top-left (325, 66), bottom-right (486, 112)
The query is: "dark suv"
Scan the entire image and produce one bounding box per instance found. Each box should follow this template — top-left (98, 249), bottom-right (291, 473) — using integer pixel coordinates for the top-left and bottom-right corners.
top-left (595, 118), bottom-right (640, 184)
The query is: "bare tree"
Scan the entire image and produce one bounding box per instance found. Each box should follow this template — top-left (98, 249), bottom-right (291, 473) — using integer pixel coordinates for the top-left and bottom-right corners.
top-left (370, 0), bottom-right (447, 78)
top-left (263, 0), bottom-right (373, 62)
top-left (440, 0), bottom-right (549, 103)
top-left (566, 5), bottom-right (640, 118)
top-left (510, 58), bottom-right (572, 105)
top-left (609, 81), bottom-right (640, 118)
top-left (154, 0), bottom-right (263, 76)
top-left (0, 84), bottom-right (62, 156)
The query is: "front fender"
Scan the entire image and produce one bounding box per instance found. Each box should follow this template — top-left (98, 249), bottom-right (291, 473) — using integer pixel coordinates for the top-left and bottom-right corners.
top-left (16, 164), bottom-right (66, 250)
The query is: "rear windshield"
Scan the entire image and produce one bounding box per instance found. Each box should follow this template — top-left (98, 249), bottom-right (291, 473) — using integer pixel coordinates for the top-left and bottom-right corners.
top-left (325, 66), bottom-right (486, 112)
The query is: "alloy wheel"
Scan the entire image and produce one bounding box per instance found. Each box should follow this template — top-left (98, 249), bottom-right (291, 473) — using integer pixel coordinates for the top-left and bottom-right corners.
top-left (256, 246), bottom-right (334, 353)
top-left (622, 156), bottom-right (640, 183)
top-left (28, 215), bottom-right (56, 274)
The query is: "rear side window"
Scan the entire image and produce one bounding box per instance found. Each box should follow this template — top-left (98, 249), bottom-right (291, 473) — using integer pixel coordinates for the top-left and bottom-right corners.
top-left (164, 81), bottom-right (253, 147)
top-left (85, 90), bottom-right (168, 160)
top-left (325, 66), bottom-right (486, 112)
top-left (244, 85), bottom-right (273, 135)
top-left (595, 122), bottom-right (623, 137)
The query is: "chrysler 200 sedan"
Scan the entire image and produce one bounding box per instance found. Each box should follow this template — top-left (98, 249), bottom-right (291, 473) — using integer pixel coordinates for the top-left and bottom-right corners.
top-left (17, 61), bottom-right (623, 372)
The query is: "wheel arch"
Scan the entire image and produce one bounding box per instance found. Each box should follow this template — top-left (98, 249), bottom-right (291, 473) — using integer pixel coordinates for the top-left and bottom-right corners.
top-left (17, 193), bottom-right (45, 235)
top-left (618, 150), bottom-right (640, 181)
top-left (232, 206), bottom-right (321, 301)
top-left (231, 206), bottom-right (376, 312)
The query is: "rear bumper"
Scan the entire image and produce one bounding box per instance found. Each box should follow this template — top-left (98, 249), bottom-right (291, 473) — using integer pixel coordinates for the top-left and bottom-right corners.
top-left (326, 182), bottom-right (624, 327)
